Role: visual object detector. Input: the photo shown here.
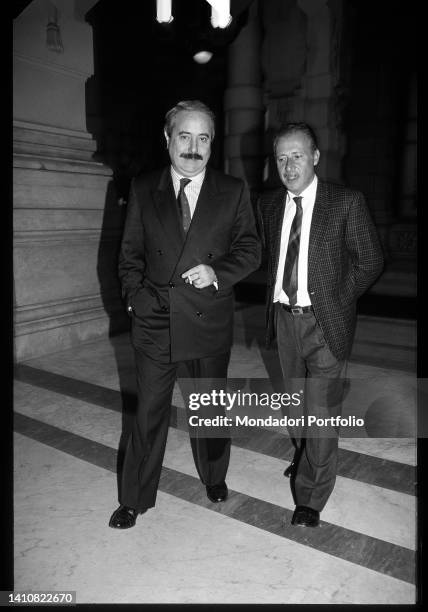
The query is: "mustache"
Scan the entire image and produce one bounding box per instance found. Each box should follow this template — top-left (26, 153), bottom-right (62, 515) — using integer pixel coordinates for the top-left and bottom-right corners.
top-left (180, 153), bottom-right (203, 160)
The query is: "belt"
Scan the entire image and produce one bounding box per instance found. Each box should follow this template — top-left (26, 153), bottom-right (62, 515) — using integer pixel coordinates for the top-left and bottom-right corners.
top-left (279, 303), bottom-right (313, 315)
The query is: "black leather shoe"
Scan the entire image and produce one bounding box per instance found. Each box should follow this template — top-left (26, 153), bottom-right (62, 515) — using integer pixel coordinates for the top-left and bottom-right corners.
top-left (109, 505), bottom-right (138, 529)
top-left (291, 505), bottom-right (320, 527)
top-left (206, 482), bottom-right (228, 503)
top-left (283, 461), bottom-right (296, 478)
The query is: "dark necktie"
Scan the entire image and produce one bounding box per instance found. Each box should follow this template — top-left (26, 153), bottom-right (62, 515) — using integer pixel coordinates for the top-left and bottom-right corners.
top-left (177, 178), bottom-right (192, 233)
top-left (282, 196), bottom-right (303, 306)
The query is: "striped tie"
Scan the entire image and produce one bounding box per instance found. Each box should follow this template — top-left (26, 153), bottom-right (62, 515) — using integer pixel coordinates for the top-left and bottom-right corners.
top-left (177, 178), bottom-right (192, 233)
top-left (282, 196), bottom-right (303, 306)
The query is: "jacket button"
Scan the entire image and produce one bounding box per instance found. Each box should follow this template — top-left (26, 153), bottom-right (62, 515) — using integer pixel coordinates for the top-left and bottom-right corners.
top-left (157, 249), bottom-right (163, 255)
top-left (196, 311), bottom-right (203, 317)
top-left (208, 253), bottom-right (213, 259)
top-left (161, 305), bottom-right (169, 312)
top-left (169, 282), bottom-right (175, 288)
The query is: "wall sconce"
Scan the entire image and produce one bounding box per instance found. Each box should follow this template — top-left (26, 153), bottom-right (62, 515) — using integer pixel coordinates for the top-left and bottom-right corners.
top-left (46, 3), bottom-right (64, 53)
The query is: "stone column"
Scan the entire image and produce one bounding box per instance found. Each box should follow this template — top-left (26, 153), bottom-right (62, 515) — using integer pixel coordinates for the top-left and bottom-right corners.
top-left (260, 0), bottom-right (344, 184)
top-left (13, 0), bottom-right (124, 361)
top-left (387, 70), bottom-right (417, 274)
top-left (260, 0), bottom-right (308, 188)
top-left (297, 0), bottom-right (344, 182)
top-left (223, 2), bottom-right (264, 192)
top-left (398, 72), bottom-right (417, 220)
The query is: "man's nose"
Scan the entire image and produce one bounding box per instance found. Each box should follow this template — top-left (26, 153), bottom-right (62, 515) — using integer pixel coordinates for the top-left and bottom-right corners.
top-left (189, 137), bottom-right (198, 153)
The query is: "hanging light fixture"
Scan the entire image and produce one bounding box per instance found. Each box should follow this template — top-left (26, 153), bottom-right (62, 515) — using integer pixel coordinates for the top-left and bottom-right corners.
top-left (192, 37), bottom-right (214, 64)
top-left (156, 0), bottom-right (231, 29)
top-left (156, 0), bottom-right (173, 24)
top-left (207, 0), bottom-right (232, 29)
top-left (193, 50), bottom-right (214, 64)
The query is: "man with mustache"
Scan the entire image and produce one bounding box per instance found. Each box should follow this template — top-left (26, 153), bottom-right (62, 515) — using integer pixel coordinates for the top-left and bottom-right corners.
top-left (258, 123), bottom-right (383, 527)
top-left (109, 100), bottom-right (261, 528)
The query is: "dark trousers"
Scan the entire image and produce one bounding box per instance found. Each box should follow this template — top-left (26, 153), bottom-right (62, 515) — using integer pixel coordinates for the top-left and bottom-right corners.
top-left (120, 348), bottom-right (231, 512)
top-left (275, 304), bottom-right (346, 512)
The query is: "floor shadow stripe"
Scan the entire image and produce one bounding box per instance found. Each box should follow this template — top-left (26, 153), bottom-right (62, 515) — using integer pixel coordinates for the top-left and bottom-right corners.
top-left (352, 340), bottom-right (415, 352)
top-left (348, 353), bottom-right (415, 373)
top-left (14, 412), bottom-right (415, 586)
top-left (14, 364), bottom-right (416, 496)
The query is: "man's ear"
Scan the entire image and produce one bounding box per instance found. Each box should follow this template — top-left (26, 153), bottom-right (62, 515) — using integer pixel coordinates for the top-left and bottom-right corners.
top-left (313, 149), bottom-right (320, 166)
top-left (164, 129), bottom-right (170, 147)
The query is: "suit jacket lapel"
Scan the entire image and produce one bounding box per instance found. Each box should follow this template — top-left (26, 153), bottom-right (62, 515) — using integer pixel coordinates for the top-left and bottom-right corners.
top-left (152, 167), bottom-right (184, 258)
top-left (308, 179), bottom-right (329, 274)
top-left (183, 168), bottom-right (222, 244)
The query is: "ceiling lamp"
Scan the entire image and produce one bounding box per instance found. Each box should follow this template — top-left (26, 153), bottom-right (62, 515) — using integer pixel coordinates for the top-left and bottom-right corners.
top-left (156, 0), bottom-right (173, 24)
top-left (208, 0), bottom-right (232, 28)
top-left (156, 0), bottom-right (232, 29)
top-left (193, 50), bottom-right (214, 64)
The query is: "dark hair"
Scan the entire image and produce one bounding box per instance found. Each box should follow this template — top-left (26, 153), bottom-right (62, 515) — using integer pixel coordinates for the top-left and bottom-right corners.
top-left (273, 122), bottom-right (319, 155)
top-left (164, 100), bottom-right (216, 139)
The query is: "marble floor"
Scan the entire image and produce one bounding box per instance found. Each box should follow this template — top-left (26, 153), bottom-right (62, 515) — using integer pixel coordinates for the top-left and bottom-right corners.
top-left (13, 303), bottom-right (417, 604)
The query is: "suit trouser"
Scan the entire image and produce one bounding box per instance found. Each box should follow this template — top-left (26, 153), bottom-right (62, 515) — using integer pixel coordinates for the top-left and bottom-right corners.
top-left (275, 303), bottom-right (346, 512)
top-left (120, 348), bottom-right (231, 512)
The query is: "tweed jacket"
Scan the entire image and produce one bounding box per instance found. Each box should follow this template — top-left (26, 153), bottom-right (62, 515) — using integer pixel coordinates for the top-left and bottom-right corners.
top-left (257, 179), bottom-right (384, 361)
top-left (118, 166), bottom-right (261, 363)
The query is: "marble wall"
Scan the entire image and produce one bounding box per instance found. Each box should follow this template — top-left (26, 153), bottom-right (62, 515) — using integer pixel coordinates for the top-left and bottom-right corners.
top-left (13, 0), bottom-right (127, 361)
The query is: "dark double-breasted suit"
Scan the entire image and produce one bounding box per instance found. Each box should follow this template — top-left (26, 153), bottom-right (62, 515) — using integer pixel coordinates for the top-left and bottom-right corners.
top-left (118, 166), bottom-right (261, 511)
top-left (258, 178), bottom-right (384, 511)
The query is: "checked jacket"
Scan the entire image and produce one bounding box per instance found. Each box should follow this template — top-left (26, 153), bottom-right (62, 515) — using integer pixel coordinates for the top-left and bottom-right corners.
top-left (257, 179), bottom-right (384, 362)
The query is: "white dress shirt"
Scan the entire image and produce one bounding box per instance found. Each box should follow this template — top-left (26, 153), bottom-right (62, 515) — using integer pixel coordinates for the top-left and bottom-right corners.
top-left (171, 166), bottom-right (206, 217)
top-left (273, 175), bottom-right (318, 306)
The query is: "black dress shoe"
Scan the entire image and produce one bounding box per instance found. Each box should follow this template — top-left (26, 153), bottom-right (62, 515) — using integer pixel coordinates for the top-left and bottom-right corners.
top-left (206, 482), bottom-right (228, 503)
top-left (109, 505), bottom-right (138, 529)
top-left (291, 505), bottom-right (320, 527)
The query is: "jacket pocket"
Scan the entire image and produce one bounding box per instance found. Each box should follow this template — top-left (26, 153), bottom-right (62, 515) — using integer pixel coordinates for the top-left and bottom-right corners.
top-left (131, 286), bottom-right (155, 318)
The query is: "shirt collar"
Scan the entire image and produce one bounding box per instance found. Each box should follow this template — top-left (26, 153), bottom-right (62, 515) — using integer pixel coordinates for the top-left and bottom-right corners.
top-left (287, 174), bottom-right (318, 204)
top-left (170, 165), bottom-right (206, 187)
